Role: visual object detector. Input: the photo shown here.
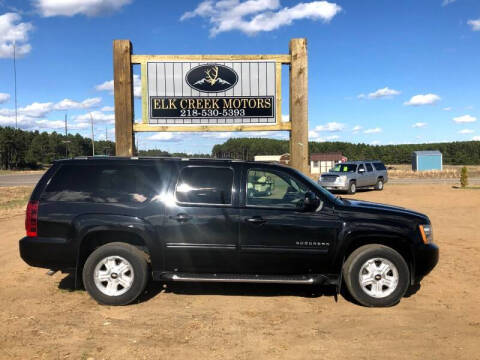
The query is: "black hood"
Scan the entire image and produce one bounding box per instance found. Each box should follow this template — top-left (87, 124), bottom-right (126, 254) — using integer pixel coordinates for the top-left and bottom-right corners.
top-left (340, 198), bottom-right (429, 223)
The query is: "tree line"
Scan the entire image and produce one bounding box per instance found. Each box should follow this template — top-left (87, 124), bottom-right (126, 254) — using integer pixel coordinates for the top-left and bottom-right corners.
top-left (212, 138), bottom-right (480, 165)
top-left (1, 126), bottom-right (479, 170)
top-left (0, 127), bottom-right (114, 169)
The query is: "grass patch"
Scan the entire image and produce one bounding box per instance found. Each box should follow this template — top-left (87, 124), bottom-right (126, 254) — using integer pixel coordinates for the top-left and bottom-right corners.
top-left (0, 169), bottom-right (45, 175)
top-left (0, 186), bottom-right (33, 210)
top-left (452, 186), bottom-right (480, 190)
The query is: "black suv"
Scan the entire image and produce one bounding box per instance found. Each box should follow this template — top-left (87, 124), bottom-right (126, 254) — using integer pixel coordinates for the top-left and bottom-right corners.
top-left (20, 157), bottom-right (438, 307)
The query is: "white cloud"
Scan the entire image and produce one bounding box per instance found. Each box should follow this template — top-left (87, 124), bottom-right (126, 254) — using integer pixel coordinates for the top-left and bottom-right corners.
top-left (453, 114), bottom-right (477, 123)
top-left (473, 136), bottom-right (480, 141)
top-left (352, 125), bottom-right (362, 133)
top-left (0, 97), bottom-right (101, 120)
top-left (443, 107), bottom-right (452, 111)
top-left (181, 0), bottom-right (342, 36)
top-left (364, 127), bottom-right (382, 134)
top-left (442, 0), bottom-right (456, 6)
top-left (53, 97), bottom-right (101, 110)
top-left (75, 110), bottom-right (115, 123)
top-left (35, 119), bottom-right (65, 129)
top-left (309, 131), bottom-right (339, 141)
top-left (281, 114), bottom-right (289, 122)
top-left (313, 122), bottom-right (345, 132)
top-left (147, 133), bottom-right (181, 142)
top-left (35, 0), bottom-right (132, 17)
top-left (458, 129), bottom-right (474, 134)
top-left (404, 93), bottom-right (441, 106)
top-left (358, 87), bottom-right (400, 99)
top-left (412, 122), bottom-right (427, 128)
top-left (20, 102), bottom-right (54, 117)
top-left (95, 80), bottom-right (114, 92)
top-left (325, 135), bottom-right (339, 140)
top-left (371, 140), bottom-right (380, 145)
top-left (101, 106), bottom-right (114, 112)
top-left (0, 13), bottom-right (33, 58)
top-left (468, 18), bottom-right (480, 31)
top-left (95, 74), bottom-right (141, 98)
top-left (0, 93), bottom-right (10, 104)
top-left (0, 113), bottom-right (35, 128)
top-left (201, 132), bottom-right (234, 139)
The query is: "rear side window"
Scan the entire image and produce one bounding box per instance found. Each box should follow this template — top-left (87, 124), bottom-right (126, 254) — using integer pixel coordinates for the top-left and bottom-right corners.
top-left (365, 163), bottom-right (373, 172)
top-left (42, 163), bottom-right (163, 204)
top-left (175, 166), bottom-right (233, 205)
top-left (373, 162), bottom-right (386, 171)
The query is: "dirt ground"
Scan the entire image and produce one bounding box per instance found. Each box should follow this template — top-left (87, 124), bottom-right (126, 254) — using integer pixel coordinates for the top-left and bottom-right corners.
top-left (0, 184), bottom-right (479, 360)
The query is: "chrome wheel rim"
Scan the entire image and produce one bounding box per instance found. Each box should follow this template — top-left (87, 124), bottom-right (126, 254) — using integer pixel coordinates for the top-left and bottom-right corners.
top-left (93, 256), bottom-right (134, 296)
top-left (378, 181), bottom-right (383, 189)
top-left (351, 183), bottom-right (356, 192)
top-left (359, 257), bottom-right (398, 298)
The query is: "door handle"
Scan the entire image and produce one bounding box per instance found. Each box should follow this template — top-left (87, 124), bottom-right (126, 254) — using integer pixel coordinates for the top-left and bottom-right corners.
top-left (245, 216), bottom-right (266, 225)
top-left (170, 213), bottom-right (192, 223)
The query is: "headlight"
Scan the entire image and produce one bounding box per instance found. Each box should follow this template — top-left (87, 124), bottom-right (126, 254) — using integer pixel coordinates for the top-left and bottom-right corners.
top-left (337, 175), bottom-right (347, 183)
top-left (419, 224), bottom-right (433, 244)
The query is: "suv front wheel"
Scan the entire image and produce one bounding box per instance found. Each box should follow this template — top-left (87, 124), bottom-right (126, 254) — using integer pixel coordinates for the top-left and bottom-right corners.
top-left (82, 242), bottom-right (149, 306)
top-left (347, 181), bottom-right (356, 194)
top-left (343, 244), bottom-right (409, 307)
top-left (375, 178), bottom-right (384, 191)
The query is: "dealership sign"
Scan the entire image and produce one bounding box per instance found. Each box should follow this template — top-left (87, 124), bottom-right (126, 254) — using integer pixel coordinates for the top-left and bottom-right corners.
top-left (146, 61), bottom-right (277, 125)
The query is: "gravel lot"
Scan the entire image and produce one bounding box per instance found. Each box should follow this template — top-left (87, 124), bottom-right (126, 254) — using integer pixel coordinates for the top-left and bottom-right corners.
top-left (0, 184), bottom-right (479, 359)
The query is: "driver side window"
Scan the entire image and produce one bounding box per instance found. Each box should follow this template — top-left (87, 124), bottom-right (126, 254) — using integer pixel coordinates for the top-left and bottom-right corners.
top-left (246, 169), bottom-right (308, 209)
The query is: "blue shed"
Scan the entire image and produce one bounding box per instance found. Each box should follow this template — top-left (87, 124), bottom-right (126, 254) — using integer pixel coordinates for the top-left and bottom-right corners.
top-left (412, 151), bottom-right (443, 171)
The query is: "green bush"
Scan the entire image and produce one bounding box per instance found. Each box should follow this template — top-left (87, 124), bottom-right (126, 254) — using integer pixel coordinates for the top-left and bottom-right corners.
top-left (460, 166), bottom-right (469, 188)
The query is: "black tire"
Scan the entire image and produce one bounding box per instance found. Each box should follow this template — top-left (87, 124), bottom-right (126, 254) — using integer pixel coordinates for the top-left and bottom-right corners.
top-left (343, 244), bottom-right (409, 307)
top-left (347, 181), bottom-right (356, 194)
top-left (375, 178), bottom-right (384, 191)
top-left (82, 242), bottom-right (149, 306)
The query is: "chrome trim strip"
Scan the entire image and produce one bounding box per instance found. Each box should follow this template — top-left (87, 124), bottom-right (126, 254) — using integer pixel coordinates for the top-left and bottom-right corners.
top-left (170, 274), bottom-right (316, 284)
top-left (165, 243), bottom-right (236, 250)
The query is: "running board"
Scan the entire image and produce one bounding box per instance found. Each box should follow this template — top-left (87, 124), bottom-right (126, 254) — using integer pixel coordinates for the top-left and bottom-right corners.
top-left (157, 272), bottom-right (328, 285)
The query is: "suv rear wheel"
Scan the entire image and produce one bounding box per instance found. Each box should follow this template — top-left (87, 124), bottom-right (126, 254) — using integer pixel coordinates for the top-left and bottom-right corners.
top-left (343, 244), bottom-right (409, 307)
top-left (375, 178), bottom-right (384, 191)
top-left (82, 242), bottom-right (149, 306)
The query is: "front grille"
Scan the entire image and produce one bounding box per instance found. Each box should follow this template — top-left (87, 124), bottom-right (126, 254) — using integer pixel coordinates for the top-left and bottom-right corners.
top-left (321, 175), bottom-right (338, 182)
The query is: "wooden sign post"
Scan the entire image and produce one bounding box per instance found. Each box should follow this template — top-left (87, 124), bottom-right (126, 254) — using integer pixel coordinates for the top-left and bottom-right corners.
top-left (289, 38), bottom-right (309, 175)
top-left (113, 38), bottom-right (309, 174)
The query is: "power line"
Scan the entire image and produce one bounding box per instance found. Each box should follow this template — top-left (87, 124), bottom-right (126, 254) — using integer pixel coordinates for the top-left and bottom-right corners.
top-left (13, 41), bottom-right (18, 129)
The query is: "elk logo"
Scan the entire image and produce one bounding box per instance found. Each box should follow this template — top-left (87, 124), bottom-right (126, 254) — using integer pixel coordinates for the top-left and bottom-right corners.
top-left (186, 64), bottom-right (238, 93)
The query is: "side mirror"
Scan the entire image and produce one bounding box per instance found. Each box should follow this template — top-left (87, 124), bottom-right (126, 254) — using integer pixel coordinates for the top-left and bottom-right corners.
top-left (303, 191), bottom-right (321, 211)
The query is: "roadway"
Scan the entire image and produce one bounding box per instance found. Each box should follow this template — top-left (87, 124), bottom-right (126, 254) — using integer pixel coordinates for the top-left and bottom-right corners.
top-left (1, 172), bottom-right (479, 187)
top-left (0, 173), bottom-right (44, 187)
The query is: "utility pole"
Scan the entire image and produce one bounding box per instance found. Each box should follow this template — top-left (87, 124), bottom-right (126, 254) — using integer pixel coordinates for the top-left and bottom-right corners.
top-left (13, 41), bottom-right (18, 129)
top-left (89, 113), bottom-right (95, 156)
top-left (105, 126), bottom-right (108, 155)
top-left (62, 113), bottom-right (70, 158)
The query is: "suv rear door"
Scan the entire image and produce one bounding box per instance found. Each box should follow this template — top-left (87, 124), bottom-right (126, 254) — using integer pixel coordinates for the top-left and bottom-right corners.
top-left (365, 162), bottom-right (376, 185)
top-left (163, 163), bottom-right (241, 273)
top-left (356, 163), bottom-right (368, 187)
top-left (238, 165), bottom-right (341, 275)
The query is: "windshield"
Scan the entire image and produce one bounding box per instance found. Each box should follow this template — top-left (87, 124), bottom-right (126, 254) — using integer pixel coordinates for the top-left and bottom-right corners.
top-left (332, 163), bottom-right (357, 172)
top-left (291, 168), bottom-right (342, 205)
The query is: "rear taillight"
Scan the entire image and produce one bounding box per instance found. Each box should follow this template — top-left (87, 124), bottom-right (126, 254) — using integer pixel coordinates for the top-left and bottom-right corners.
top-left (25, 201), bottom-right (39, 237)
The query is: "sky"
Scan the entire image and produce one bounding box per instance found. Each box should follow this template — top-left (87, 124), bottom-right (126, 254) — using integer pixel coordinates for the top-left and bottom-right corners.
top-left (0, 0), bottom-right (479, 154)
